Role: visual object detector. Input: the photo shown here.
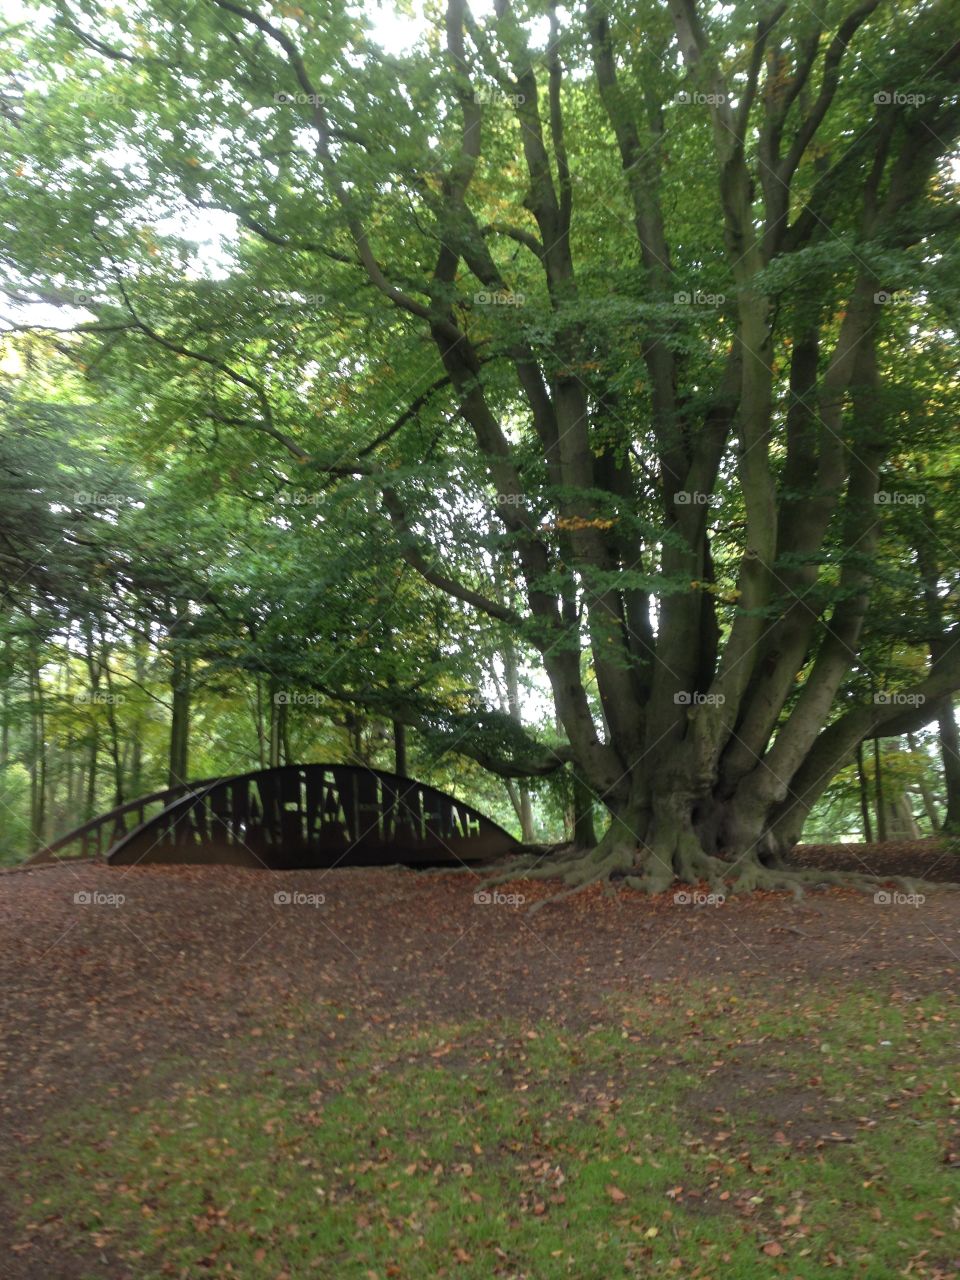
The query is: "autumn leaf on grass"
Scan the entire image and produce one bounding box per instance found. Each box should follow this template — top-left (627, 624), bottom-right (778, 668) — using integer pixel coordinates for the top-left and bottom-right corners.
top-left (607, 1185), bottom-right (628, 1203)
top-left (761, 1241), bottom-right (784, 1256)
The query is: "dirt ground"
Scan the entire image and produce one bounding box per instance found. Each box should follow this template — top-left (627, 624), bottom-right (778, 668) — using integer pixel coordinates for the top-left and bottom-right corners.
top-left (0, 841), bottom-right (957, 1277)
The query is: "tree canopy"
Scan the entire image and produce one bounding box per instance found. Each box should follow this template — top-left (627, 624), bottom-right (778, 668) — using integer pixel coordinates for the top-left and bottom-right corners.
top-left (1, 0), bottom-right (959, 884)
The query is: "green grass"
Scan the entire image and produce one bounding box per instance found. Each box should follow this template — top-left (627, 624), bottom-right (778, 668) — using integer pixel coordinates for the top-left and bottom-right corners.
top-left (16, 983), bottom-right (960, 1279)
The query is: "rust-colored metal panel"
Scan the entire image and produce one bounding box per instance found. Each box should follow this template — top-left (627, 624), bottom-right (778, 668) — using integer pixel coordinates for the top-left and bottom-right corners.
top-left (106, 765), bottom-right (519, 868)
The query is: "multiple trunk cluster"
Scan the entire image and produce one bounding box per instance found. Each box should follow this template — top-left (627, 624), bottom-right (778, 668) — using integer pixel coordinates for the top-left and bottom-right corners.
top-left (202, 0), bottom-right (960, 887)
top-left (34, 0), bottom-right (955, 886)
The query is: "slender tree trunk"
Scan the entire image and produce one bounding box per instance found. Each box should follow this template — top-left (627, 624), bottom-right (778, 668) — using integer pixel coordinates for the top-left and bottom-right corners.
top-left (0, 633), bottom-right (10, 770)
top-left (497, 633), bottom-right (536, 843)
top-left (856, 740), bottom-right (873, 843)
top-left (167, 607), bottom-right (191, 788)
top-left (128, 624), bottom-right (148, 798)
top-left (937, 697), bottom-right (960, 834)
top-left (281, 702), bottom-right (293, 768)
top-left (268, 681), bottom-right (284, 768)
top-left (253, 676), bottom-right (267, 769)
top-left (27, 624), bottom-right (46, 850)
top-left (99, 634), bottom-right (124, 811)
top-left (393, 719), bottom-right (407, 776)
top-left (873, 737), bottom-right (887, 842)
top-left (85, 726), bottom-right (99, 820)
top-left (907, 732), bottom-right (940, 833)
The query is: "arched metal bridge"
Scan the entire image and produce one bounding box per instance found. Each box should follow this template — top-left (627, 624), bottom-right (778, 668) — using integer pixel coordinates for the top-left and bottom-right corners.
top-left (37, 764), bottom-right (520, 869)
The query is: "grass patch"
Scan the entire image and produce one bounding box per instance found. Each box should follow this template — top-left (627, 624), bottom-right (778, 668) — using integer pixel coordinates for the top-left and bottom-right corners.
top-left (15, 982), bottom-right (960, 1278)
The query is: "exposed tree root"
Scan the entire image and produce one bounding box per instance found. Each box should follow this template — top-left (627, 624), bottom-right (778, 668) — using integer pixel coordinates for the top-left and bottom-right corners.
top-left (479, 836), bottom-right (958, 910)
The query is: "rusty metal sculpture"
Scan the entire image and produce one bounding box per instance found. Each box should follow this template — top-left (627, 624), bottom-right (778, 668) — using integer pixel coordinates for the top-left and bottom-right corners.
top-left (105, 764), bottom-right (519, 868)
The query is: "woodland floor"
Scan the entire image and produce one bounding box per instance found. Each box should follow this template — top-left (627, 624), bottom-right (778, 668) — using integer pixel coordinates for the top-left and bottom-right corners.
top-left (0, 840), bottom-right (958, 1279)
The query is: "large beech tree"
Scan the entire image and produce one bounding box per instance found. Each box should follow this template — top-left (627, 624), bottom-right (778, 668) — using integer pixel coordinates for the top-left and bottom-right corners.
top-left (3, 0), bottom-right (960, 888)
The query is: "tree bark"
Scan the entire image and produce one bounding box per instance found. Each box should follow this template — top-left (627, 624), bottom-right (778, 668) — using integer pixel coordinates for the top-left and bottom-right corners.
top-left (937, 698), bottom-right (960, 834)
top-left (856, 740), bottom-right (873, 843)
top-left (393, 718), bottom-right (407, 777)
top-left (167, 604), bottom-right (191, 788)
top-left (873, 736), bottom-right (887, 843)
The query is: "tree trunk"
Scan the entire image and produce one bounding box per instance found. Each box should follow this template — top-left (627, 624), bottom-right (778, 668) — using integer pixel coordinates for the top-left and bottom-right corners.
top-left (128, 625), bottom-right (148, 798)
top-left (570, 770), bottom-right (597, 850)
top-left (907, 732), bottom-right (940, 833)
top-left (268, 680), bottom-right (283, 768)
top-left (393, 719), bottom-right (407, 777)
top-left (27, 624), bottom-right (46, 850)
top-left (167, 609), bottom-right (191, 788)
top-left (99, 632), bottom-right (124, 811)
top-left (0, 632), bottom-right (10, 771)
top-left (856, 740), bottom-right (873, 842)
top-left (937, 697), bottom-right (960, 834)
top-left (253, 676), bottom-right (267, 769)
top-left (85, 723), bottom-right (99, 821)
top-left (873, 737), bottom-right (887, 842)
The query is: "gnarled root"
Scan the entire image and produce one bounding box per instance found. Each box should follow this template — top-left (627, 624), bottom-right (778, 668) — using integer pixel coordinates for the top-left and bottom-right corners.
top-left (479, 826), bottom-right (957, 909)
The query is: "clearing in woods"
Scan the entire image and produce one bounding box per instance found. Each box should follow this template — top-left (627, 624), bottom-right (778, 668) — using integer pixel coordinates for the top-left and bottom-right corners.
top-left (0, 842), bottom-right (958, 1278)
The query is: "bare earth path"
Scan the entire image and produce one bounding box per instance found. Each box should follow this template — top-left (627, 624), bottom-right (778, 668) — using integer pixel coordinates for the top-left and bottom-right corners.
top-left (0, 845), bottom-right (957, 1277)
